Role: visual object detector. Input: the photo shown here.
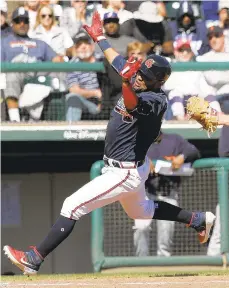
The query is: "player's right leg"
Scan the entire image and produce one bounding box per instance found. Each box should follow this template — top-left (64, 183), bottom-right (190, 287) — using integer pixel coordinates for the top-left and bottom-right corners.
top-left (153, 201), bottom-right (216, 244)
top-left (3, 166), bottom-right (134, 275)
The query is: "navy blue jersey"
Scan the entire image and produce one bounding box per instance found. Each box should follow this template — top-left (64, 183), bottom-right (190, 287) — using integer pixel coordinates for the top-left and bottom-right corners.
top-left (104, 89), bottom-right (167, 161)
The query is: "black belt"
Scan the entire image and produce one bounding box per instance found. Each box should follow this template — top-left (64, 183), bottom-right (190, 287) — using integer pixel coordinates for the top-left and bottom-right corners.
top-left (103, 157), bottom-right (145, 169)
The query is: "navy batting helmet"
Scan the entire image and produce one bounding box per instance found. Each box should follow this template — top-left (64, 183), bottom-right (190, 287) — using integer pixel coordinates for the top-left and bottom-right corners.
top-left (140, 54), bottom-right (171, 86)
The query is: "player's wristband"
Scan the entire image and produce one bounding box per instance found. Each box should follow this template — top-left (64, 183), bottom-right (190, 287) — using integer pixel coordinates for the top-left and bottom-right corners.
top-left (98, 39), bottom-right (111, 52)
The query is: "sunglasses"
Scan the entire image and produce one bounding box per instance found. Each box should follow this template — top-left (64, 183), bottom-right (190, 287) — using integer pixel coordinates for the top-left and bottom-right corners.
top-left (41, 14), bottom-right (53, 19)
top-left (208, 33), bottom-right (223, 40)
top-left (13, 18), bottom-right (29, 24)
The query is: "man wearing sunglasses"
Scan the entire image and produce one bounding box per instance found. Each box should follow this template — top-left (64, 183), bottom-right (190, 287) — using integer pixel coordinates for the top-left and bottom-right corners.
top-left (1, 7), bottom-right (63, 122)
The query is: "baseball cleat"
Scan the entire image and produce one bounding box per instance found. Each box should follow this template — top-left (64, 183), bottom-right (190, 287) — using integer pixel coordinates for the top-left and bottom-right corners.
top-left (187, 211), bottom-right (216, 244)
top-left (3, 245), bottom-right (42, 275)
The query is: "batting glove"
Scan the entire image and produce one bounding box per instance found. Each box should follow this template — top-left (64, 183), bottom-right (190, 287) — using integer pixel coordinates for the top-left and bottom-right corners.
top-left (83, 11), bottom-right (105, 42)
top-left (120, 56), bottom-right (142, 81)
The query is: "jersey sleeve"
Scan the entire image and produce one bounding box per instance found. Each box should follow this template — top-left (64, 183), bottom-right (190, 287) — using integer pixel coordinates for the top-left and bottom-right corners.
top-left (128, 91), bottom-right (167, 117)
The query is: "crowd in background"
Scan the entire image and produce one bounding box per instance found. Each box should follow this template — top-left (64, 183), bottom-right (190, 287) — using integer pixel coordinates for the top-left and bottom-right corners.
top-left (1, 0), bottom-right (229, 122)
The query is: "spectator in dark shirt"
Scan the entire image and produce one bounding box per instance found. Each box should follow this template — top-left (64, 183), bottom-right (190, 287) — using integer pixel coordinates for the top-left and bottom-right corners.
top-left (133, 132), bottom-right (200, 257)
top-left (133, 1), bottom-right (173, 57)
top-left (169, 1), bottom-right (210, 56)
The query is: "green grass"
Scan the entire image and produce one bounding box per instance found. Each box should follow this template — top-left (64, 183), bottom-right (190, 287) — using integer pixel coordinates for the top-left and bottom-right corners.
top-left (1, 270), bottom-right (229, 282)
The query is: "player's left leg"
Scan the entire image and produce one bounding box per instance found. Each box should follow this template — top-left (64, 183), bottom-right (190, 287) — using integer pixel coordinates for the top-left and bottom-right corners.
top-left (3, 166), bottom-right (137, 275)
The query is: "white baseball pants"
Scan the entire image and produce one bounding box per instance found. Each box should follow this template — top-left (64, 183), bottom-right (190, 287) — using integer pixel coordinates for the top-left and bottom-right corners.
top-left (60, 157), bottom-right (155, 220)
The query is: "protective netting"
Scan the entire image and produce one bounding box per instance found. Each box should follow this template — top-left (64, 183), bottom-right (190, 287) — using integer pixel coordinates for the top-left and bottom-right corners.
top-left (103, 169), bottom-right (224, 257)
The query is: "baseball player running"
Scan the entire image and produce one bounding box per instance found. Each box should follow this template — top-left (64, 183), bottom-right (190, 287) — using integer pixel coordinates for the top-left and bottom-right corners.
top-left (3, 12), bottom-right (215, 275)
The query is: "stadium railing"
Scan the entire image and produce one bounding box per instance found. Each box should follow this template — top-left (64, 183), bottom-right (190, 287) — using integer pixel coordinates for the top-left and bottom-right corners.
top-left (90, 158), bottom-right (229, 272)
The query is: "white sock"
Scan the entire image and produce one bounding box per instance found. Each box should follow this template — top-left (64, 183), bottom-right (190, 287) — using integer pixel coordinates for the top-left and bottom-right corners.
top-left (8, 108), bottom-right (20, 122)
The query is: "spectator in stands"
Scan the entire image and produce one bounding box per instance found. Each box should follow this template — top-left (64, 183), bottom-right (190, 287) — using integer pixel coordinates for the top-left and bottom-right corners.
top-left (103, 0), bottom-right (146, 42)
top-left (218, 1), bottom-right (229, 51)
top-left (197, 26), bottom-right (229, 114)
top-left (24, 0), bottom-right (40, 33)
top-left (207, 125), bottom-right (229, 256)
top-left (96, 12), bottom-right (137, 57)
top-left (202, 0), bottom-right (219, 27)
top-left (169, 1), bottom-right (209, 56)
top-left (60, 0), bottom-right (93, 39)
top-left (163, 39), bottom-right (220, 120)
top-left (30, 5), bottom-right (73, 57)
top-left (133, 1), bottom-right (173, 56)
top-left (39, 0), bottom-right (63, 22)
top-left (65, 32), bottom-right (102, 121)
top-left (1, 7), bottom-right (63, 122)
top-left (164, 0), bottom-right (203, 21)
top-left (133, 132), bottom-right (200, 257)
top-left (127, 41), bottom-right (150, 61)
top-left (125, 1), bottom-right (166, 18)
top-left (1, 4), bottom-right (12, 37)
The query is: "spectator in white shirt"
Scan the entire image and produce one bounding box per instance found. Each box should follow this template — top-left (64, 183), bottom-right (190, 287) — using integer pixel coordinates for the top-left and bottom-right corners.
top-left (30, 4), bottom-right (73, 56)
top-left (163, 38), bottom-right (221, 120)
top-left (197, 26), bottom-right (229, 114)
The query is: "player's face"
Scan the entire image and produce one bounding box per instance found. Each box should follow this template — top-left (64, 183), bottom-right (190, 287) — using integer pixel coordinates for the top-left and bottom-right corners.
top-left (133, 71), bottom-right (155, 91)
top-left (12, 17), bottom-right (29, 35)
top-left (128, 49), bottom-right (147, 61)
top-left (209, 34), bottom-right (225, 52)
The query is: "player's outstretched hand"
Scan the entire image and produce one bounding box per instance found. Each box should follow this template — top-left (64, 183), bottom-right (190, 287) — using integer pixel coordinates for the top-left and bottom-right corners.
top-left (120, 56), bottom-right (142, 82)
top-left (83, 11), bottom-right (104, 42)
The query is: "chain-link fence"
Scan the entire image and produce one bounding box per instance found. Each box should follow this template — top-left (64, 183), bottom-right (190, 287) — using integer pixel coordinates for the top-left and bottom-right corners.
top-left (103, 169), bottom-right (219, 257)
top-left (90, 159), bottom-right (229, 272)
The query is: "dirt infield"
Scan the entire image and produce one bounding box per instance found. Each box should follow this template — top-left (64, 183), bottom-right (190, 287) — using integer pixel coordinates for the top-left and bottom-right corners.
top-left (1, 273), bottom-right (229, 288)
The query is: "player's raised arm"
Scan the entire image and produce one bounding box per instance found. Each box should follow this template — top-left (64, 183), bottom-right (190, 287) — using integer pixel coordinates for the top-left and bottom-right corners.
top-left (83, 11), bottom-right (126, 73)
top-left (120, 56), bottom-right (142, 110)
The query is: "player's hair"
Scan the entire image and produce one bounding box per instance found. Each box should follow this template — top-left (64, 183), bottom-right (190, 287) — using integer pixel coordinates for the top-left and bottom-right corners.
top-left (34, 4), bottom-right (57, 30)
top-left (127, 41), bottom-right (152, 55)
